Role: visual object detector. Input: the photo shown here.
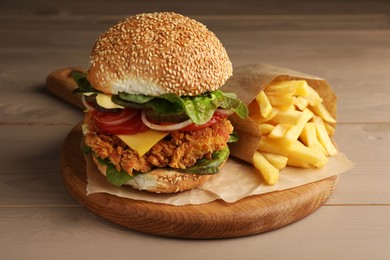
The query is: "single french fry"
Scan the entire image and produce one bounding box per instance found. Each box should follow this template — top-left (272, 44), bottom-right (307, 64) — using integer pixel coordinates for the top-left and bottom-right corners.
top-left (251, 108), bottom-right (277, 124)
top-left (282, 125), bottom-right (304, 145)
top-left (310, 103), bottom-right (336, 123)
top-left (272, 109), bottom-right (302, 125)
top-left (257, 136), bottom-right (293, 158)
top-left (286, 157), bottom-right (310, 168)
top-left (261, 152), bottom-right (288, 169)
top-left (255, 91), bottom-right (273, 117)
top-left (267, 95), bottom-right (295, 110)
top-left (313, 116), bottom-right (338, 156)
top-left (252, 151), bottom-right (279, 185)
top-left (258, 123), bottom-right (275, 135)
top-left (264, 81), bottom-right (296, 96)
top-left (293, 80), bottom-right (309, 96)
top-left (305, 85), bottom-right (323, 106)
top-left (324, 122), bottom-right (335, 136)
top-left (294, 95), bottom-right (309, 111)
top-left (298, 108), bottom-right (315, 124)
top-left (268, 124), bottom-right (290, 139)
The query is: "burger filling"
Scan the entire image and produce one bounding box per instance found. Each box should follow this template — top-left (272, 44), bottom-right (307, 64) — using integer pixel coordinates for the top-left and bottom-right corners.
top-left (84, 112), bottom-right (233, 175)
top-left (74, 71), bottom-right (247, 186)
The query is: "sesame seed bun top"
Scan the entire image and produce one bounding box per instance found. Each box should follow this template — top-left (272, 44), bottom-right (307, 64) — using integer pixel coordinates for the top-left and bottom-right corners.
top-left (87, 12), bottom-right (233, 96)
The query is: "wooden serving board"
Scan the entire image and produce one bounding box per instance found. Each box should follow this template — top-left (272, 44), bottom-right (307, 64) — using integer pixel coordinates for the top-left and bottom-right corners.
top-left (61, 124), bottom-right (337, 239)
top-left (52, 68), bottom-right (338, 238)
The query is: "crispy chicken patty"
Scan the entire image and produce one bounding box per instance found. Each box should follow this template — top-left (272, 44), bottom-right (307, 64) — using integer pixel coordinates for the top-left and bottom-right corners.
top-left (83, 113), bottom-right (233, 176)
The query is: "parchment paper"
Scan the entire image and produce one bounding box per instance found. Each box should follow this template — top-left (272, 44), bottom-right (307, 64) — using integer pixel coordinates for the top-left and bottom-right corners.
top-left (85, 63), bottom-right (354, 206)
top-left (85, 152), bottom-right (354, 206)
top-left (221, 63), bottom-right (337, 163)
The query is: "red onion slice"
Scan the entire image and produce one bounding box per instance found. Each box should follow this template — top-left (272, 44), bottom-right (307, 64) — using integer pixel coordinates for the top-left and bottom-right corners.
top-left (102, 114), bottom-right (136, 126)
top-left (82, 95), bottom-right (95, 111)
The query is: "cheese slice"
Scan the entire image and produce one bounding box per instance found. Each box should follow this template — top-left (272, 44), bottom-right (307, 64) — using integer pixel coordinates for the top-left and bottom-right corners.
top-left (96, 94), bottom-right (124, 109)
top-left (117, 130), bottom-right (169, 157)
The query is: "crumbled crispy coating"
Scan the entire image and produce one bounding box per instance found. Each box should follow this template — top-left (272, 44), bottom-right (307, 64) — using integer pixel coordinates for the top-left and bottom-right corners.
top-left (84, 113), bottom-right (233, 175)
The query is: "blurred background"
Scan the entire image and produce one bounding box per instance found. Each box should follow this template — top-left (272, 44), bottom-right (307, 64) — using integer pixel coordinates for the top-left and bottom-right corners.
top-left (1, 0), bottom-right (389, 124)
top-left (1, 1), bottom-right (389, 259)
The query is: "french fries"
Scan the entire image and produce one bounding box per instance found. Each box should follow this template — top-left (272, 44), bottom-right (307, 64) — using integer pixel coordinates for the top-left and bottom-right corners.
top-left (255, 91), bottom-right (273, 117)
top-left (250, 80), bottom-right (337, 185)
top-left (252, 152), bottom-right (279, 185)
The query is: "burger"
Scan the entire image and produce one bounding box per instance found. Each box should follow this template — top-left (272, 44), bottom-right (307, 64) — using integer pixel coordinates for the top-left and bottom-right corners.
top-left (73, 12), bottom-right (247, 193)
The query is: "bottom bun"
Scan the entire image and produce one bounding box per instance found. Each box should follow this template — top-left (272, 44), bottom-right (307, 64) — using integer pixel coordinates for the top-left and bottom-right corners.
top-left (92, 155), bottom-right (222, 193)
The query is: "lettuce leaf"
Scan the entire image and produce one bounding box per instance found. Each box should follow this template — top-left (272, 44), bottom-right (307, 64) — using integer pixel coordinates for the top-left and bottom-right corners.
top-left (181, 90), bottom-right (248, 124)
top-left (117, 91), bottom-right (248, 125)
top-left (118, 93), bottom-right (154, 103)
top-left (180, 146), bottom-right (230, 174)
top-left (118, 93), bottom-right (184, 114)
top-left (72, 73), bottom-right (248, 125)
top-left (71, 71), bottom-right (101, 93)
top-left (227, 132), bottom-right (239, 143)
top-left (95, 156), bottom-right (134, 187)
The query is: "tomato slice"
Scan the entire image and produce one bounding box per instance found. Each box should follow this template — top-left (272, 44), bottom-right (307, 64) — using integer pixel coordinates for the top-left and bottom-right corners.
top-left (92, 108), bottom-right (148, 134)
top-left (92, 108), bottom-right (229, 134)
top-left (180, 112), bottom-right (229, 132)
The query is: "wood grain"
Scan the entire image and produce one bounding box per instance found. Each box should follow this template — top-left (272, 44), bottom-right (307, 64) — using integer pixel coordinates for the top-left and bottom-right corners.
top-left (1, 206), bottom-right (389, 260)
top-left (61, 123), bottom-right (337, 238)
top-left (46, 67), bottom-right (85, 110)
top-left (1, 0), bottom-right (390, 258)
top-left (2, 0), bottom-right (390, 17)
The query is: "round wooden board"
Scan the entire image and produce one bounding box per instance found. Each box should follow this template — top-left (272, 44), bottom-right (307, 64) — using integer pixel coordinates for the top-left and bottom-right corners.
top-left (61, 123), bottom-right (338, 239)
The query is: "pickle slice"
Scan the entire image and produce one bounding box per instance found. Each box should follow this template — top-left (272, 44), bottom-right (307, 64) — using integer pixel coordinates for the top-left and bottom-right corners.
top-left (144, 109), bottom-right (189, 123)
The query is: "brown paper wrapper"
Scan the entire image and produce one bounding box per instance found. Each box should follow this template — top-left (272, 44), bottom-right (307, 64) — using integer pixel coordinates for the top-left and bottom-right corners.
top-left (221, 63), bottom-right (337, 163)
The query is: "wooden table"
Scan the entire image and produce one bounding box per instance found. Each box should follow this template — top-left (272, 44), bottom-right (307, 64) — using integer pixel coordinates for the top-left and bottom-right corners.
top-left (1, 0), bottom-right (389, 259)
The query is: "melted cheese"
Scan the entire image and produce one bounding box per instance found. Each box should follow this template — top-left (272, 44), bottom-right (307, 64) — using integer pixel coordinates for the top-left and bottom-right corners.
top-left (117, 130), bottom-right (169, 157)
top-left (96, 94), bottom-right (124, 109)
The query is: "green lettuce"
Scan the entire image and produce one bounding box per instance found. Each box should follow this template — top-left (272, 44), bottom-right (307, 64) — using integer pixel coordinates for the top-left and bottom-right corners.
top-left (95, 156), bottom-right (135, 187)
top-left (180, 146), bottom-right (229, 174)
top-left (118, 91), bottom-right (248, 125)
top-left (71, 71), bottom-right (101, 93)
top-left (227, 132), bottom-right (239, 143)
